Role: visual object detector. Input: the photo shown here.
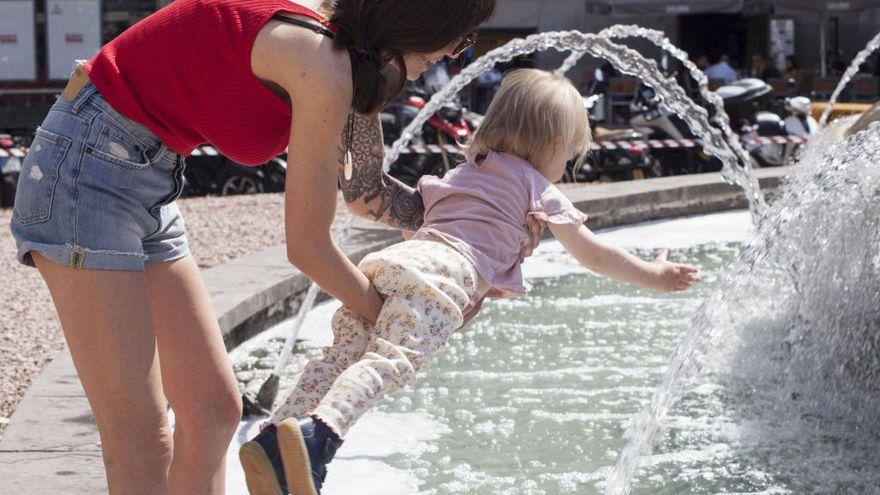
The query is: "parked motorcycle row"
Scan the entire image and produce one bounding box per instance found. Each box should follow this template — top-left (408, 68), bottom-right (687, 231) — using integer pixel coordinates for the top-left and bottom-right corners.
top-left (0, 60), bottom-right (862, 209)
top-left (582, 58), bottom-right (820, 182)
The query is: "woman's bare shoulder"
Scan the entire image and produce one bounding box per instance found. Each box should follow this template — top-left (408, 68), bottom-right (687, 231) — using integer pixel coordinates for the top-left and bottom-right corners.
top-left (251, 15), bottom-right (352, 101)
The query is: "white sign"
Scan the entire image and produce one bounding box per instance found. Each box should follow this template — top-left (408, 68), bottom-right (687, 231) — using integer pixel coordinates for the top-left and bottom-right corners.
top-left (770, 18), bottom-right (796, 71)
top-left (0, 0), bottom-right (36, 80)
top-left (46, 0), bottom-right (101, 80)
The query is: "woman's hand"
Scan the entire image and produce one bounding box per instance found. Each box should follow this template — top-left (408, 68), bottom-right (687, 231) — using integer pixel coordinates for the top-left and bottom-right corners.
top-left (362, 284), bottom-right (385, 324)
top-left (649, 249), bottom-right (701, 292)
top-left (519, 216), bottom-right (547, 263)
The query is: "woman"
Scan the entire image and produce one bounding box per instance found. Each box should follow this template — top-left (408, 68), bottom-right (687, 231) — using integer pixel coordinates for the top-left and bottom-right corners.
top-left (7, 1), bottom-right (525, 493)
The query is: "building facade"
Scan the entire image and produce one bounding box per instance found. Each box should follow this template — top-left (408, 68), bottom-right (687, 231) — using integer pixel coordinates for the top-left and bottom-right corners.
top-left (2, 0), bottom-right (879, 134)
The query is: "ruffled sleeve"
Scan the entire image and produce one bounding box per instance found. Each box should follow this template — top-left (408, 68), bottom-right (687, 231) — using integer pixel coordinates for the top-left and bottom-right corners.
top-left (527, 184), bottom-right (588, 226)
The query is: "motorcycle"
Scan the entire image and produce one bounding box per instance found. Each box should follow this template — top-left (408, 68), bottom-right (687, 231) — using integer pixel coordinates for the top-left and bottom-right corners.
top-left (628, 84), bottom-right (723, 176)
top-left (717, 78), bottom-right (816, 167)
top-left (181, 152), bottom-right (287, 197)
top-left (0, 134), bottom-right (22, 207)
top-left (381, 63), bottom-right (475, 185)
top-left (567, 94), bottom-right (659, 182)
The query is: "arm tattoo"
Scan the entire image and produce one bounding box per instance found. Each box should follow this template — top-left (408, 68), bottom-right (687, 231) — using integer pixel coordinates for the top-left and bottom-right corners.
top-left (337, 112), bottom-right (425, 231)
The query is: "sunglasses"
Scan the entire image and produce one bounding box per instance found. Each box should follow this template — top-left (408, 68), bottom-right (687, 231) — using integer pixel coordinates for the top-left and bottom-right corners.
top-left (451, 32), bottom-right (477, 59)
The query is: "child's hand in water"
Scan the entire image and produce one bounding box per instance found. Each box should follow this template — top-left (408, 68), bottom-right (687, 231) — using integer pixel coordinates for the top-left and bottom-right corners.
top-left (650, 249), bottom-right (701, 292)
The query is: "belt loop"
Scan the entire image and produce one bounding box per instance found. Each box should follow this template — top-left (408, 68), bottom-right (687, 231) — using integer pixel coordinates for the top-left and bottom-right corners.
top-left (71, 83), bottom-right (98, 114)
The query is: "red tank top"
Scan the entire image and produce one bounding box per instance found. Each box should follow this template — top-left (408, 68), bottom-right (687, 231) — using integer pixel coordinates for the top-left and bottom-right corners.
top-left (83, 0), bottom-right (334, 166)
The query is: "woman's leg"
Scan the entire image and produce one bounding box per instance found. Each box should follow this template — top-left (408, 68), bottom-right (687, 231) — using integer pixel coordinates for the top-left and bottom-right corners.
top-left (144, 255), bottom-right (242, 495)
top-left (269, 305), bottom-right (373, 423)
top-left (32, 252), bottom-right (173, 495)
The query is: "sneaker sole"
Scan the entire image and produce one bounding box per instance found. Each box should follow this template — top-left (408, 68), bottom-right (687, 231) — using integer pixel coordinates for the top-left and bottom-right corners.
top-left (239, 440), bottom-right (284, 495)
top-left (277, 418), bottom-right (319, 495)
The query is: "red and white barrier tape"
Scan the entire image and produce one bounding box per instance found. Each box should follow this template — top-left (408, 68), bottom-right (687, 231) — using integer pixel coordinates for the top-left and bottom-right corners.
top-left (0, 135), bottom-right (812, 159)
top-left (0, 148), bottom-right (26, 158)
top-left (387, 135), bottom-right (811, 154)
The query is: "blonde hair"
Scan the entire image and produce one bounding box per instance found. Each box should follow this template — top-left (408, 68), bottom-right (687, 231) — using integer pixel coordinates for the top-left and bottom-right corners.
top-left (466, 68), bottom-right (592, 173)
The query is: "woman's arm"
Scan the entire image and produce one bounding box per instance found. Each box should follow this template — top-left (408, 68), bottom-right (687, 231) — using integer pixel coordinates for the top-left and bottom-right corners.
top-left (550, 223), bottom-right (700, 292)
top-left (254, 23), bottom-right (384, 323)
top-left (337, 113), bottom-right (425, 231)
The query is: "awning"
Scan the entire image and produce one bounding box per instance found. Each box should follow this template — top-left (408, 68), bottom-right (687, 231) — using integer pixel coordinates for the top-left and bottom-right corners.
top-left (585, 0), bottom-right (744, 16)
top-left (772, 0), bottom-right (880, 12)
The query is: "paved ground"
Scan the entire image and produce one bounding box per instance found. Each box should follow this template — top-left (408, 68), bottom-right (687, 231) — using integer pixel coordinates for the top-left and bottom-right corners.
top-left (0, 191), bottom-right (348, 441)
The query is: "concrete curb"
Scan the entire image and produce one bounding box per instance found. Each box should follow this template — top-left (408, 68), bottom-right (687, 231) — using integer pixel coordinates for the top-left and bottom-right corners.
top-left (0, 167), bottom-right (790, 493)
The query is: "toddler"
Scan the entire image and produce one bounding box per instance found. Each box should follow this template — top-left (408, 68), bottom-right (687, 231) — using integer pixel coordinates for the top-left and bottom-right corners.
top-left (240, 68), bottom-right (700, 495)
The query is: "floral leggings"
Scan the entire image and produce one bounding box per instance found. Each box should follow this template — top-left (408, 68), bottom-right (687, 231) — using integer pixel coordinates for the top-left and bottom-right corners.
top-left (270, 240), bottom-right (479, 437)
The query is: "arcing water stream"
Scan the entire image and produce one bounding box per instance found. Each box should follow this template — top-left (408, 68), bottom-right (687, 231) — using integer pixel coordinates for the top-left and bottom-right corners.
top-left (385, 30), bottom-right (766, 218)
top-left (557, 25), bottom-right (765, 216)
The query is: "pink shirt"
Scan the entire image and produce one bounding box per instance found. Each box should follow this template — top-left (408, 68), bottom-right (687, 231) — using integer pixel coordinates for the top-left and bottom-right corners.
top-left (414, 151), bottom-right (587, 299)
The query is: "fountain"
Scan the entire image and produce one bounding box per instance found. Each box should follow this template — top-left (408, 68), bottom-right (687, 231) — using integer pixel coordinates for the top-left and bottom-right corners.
top-left (253, 28), bottom-right (771, 413)
top-left (605, 119), bottom-right (880, 494)
top-left (235, 26), bottom-right (880, 495)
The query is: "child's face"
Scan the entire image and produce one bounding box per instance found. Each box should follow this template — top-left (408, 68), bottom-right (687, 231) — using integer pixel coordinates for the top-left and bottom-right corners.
top-left (540, 140), bottom-right (578, 183)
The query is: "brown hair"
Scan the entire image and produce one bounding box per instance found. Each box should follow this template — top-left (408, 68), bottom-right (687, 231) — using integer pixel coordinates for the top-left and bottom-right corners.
top-left (325, 0), bottom-right (496, 114)
top-left (466, 69), bottom-right (592, 173)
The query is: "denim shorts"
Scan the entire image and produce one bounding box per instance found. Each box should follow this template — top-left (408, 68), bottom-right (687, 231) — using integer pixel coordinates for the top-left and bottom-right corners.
top-left (9, 82), bottom-right (190, 271)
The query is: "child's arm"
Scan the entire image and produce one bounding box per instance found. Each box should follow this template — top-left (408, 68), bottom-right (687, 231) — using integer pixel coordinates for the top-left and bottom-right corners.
top-left (550, 223), bottom-right (701, 292)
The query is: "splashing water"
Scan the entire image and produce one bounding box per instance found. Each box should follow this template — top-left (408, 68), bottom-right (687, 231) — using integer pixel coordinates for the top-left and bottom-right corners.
top-left (556, 25), bottom-right (766, 218)
top-left (819, 31), bottom-right (880, 127)
top-left (604, 121), bottom-right (880, 494)
top-left (385, 30), bottom-right (766, 218)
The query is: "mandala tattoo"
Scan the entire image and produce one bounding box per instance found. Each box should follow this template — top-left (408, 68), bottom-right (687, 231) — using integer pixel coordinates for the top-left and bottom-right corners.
top-left (337, 112), bottom-right (424, 231)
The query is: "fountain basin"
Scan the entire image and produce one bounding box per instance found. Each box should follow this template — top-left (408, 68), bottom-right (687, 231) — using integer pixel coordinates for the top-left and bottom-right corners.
top-left (229, 211), bottom-right (753, 494)
top-left (0, 169), bottom-right (788, 493)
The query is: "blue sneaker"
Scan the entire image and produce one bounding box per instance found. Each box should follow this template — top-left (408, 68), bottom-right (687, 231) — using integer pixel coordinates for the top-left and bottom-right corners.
top-left (239, 423), bottom-right (289, 495)
top-left (277, 416), bottom-right (342, 495)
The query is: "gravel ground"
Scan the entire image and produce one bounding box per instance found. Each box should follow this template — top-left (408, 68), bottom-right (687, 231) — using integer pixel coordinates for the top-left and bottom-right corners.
top-left (0, 191), bottom-right (351, 441)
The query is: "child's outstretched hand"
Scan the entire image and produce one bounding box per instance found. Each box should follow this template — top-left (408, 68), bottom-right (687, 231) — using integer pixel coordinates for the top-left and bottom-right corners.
top-left (650, 249), bottom-right (701, 292)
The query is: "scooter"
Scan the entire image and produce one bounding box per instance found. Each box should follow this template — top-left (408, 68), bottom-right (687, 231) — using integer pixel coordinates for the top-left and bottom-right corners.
top-left (628, 84), bottom-right (723, 176)
top-left (571, 94), bottom-right (660, 182)
top-left (717, 78), bottom-right (816, 167)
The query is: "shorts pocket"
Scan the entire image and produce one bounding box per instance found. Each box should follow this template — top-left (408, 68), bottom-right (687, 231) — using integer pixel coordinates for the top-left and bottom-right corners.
top-left (85, 123), bottom-right (156, 170)
top-left (12, 127), bottom-right (71, 226)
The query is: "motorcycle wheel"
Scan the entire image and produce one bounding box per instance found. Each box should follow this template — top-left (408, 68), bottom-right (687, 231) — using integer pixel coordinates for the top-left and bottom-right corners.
top-left (221, 174), bottom-right (263, 195)
top-left (749, 155), bottom-right (764, 169)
